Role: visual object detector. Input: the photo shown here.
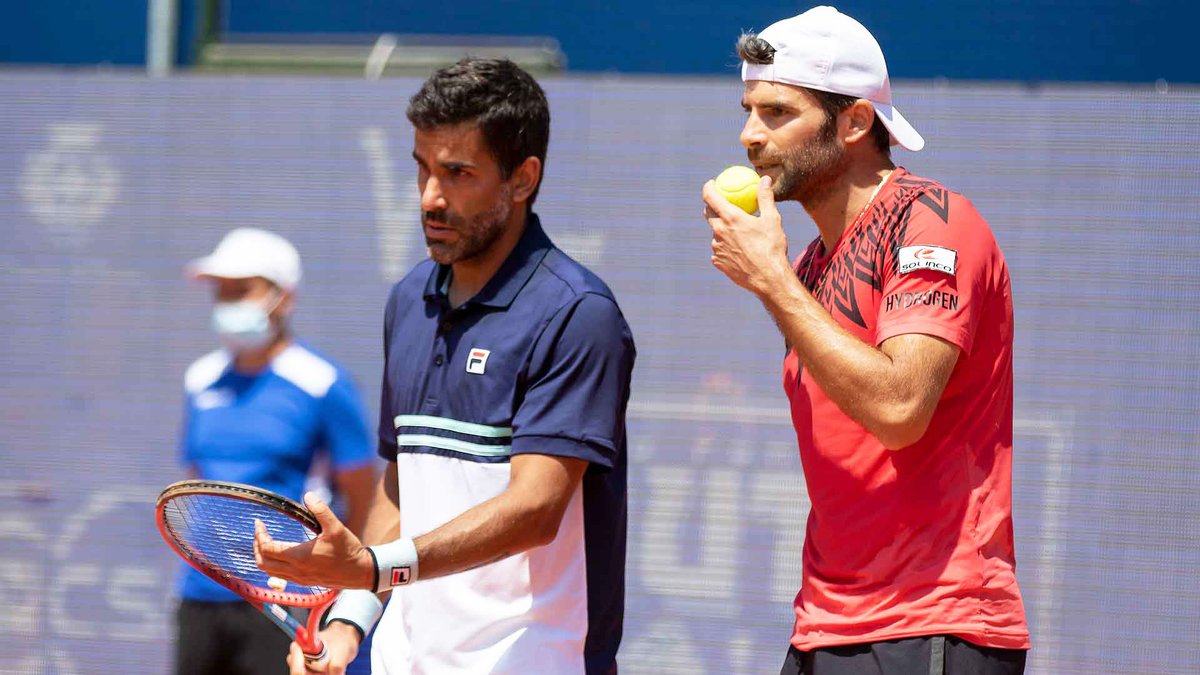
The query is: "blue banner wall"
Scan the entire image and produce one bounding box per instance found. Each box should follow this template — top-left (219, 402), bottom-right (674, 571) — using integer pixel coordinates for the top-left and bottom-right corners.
top-left (1, 72), bottom-right (1198, 673)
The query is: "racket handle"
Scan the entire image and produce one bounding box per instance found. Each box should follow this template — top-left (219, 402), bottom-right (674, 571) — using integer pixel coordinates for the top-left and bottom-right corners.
top-left (296, 625), bottom-right (329, 667)
top-left (303, 638), bottom-right (329, 667)
top-left (299, 596), bottom-right (335, 667)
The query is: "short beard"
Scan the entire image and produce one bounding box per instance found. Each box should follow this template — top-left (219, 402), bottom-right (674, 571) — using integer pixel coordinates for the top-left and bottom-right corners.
top-left (756, 115), bottom-right (848, 207)
top-left (424, 185), bottom-right (513, 265)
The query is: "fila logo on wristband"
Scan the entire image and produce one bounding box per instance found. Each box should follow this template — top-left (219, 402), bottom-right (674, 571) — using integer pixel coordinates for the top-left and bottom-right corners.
top-left (390, 566), bottom-right (411, 586)
top-left (370, 537), bottom-right (419, 593)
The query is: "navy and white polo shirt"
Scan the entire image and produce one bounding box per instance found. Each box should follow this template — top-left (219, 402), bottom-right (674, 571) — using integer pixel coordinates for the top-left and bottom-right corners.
top-left (178, 342), bottom-right (374, 602)
top-left (373, 214), bottom-right (635, 675)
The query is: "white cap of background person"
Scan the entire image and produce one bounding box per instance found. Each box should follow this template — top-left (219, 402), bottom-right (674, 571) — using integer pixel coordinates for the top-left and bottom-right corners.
top-left (741, 5), bottom-right (925, 152)
top-left (187, 228), bottom-right (303, 290)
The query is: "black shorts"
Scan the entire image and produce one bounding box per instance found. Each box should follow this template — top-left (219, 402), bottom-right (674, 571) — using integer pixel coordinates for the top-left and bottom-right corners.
top-left (780, 635), bottom-right (1027, 675)
top-left (175, 600), bottom-right (291, 675)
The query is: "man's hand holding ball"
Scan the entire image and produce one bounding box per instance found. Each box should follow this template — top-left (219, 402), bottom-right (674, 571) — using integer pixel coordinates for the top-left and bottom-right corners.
top-left (712, 165), bottom-right (761, 214)
top-left (703, 165), bottom-right (790, 297)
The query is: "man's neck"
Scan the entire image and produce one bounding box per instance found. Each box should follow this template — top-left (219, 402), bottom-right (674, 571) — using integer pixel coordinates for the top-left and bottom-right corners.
top-left (448, 209), bottom-right (529, 308)
top-left (804, 159), bottom-right (896, 251)
top-left (233, 334), bottom-right (291, 373)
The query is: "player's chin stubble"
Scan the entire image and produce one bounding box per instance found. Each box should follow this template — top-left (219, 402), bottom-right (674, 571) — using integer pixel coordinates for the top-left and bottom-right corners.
top-left (761, 118), bottom-right (848, 206)
top-left (424, 194), bottom-right (512, 266)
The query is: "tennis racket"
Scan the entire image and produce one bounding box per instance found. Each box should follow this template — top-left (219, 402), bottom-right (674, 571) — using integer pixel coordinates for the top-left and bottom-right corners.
top-left (155, 479), bottom-right (337, 667)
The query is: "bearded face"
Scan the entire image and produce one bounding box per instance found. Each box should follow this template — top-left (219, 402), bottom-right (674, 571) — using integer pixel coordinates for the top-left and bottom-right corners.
top-left (751, 112), bottom-right (848, 206)
top-left (414, 122), bottom-right (525, 267)
top-left (422, 183), bottom-right (513, 265)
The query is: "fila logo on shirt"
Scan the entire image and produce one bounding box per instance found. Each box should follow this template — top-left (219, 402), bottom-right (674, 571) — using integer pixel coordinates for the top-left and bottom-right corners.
top-left (898, 245), bottom-right (957, 276)
top-left (466, 348), bottom-right (491, 375)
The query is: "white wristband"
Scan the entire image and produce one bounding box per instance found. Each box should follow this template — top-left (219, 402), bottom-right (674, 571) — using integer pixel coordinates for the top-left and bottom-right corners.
top-left (324, 590), bottom-right (383, 639)
top-left (368, 537), bottom-right (419, 592)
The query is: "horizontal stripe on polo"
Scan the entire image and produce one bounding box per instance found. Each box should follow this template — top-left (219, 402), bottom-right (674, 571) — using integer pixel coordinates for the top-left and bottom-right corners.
top-left (394, 415), bottom-right (512, 438)
top-left (394, 414), bottom-right (512, 458)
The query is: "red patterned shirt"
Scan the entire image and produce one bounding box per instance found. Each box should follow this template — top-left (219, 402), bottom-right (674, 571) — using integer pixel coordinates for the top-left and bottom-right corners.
top-left (784, 168), bottom-right (1030, 651)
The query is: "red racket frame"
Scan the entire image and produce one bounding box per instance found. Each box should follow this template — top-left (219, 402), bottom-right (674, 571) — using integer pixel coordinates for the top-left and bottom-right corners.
top-left (155, 479), bottom-right (338, 666)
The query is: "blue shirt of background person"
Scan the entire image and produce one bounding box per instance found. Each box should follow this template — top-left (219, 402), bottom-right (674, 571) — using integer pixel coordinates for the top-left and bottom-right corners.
top-left (176, 228), bottom-right (377, 603)
top-left (179, 342), bottom-right (375, 600)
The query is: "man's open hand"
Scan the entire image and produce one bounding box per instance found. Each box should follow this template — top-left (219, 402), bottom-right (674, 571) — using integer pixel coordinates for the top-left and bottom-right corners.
top-left (254, 492), bottom-right (376, 590)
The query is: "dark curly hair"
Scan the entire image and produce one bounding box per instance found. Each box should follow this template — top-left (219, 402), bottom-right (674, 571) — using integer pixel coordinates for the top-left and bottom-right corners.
top-left (407, 58), bottom-right (551, 208)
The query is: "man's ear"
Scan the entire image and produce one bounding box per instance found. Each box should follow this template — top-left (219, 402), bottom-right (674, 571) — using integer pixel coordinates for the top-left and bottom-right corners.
top-left (273, 289), bottom-right (295, 320)
top-left (842, 99), bottom-right (877, 146)
top-left (510, 156), bottom-right (542, 204)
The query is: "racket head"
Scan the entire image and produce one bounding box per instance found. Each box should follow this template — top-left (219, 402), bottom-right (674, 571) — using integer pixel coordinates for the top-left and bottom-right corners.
top-left (155, 479), bottom-right (337, 608)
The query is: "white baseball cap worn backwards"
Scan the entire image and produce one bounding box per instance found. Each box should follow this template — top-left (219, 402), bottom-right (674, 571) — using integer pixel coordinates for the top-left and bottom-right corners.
top-left (741, 5), bottom-right (925, 151)
top-left (187, 228), bottom-right (303, 290)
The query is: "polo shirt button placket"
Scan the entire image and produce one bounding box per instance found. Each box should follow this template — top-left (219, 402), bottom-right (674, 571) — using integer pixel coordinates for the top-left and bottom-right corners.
top-left (435, 314), bottom-right (452, 367)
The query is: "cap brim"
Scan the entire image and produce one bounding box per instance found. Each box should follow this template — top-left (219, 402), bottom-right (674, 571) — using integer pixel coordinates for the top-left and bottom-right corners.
top-left (872, 102), bottom-right (925, 152)
top-left (185, 255), bottom-right (259, 282)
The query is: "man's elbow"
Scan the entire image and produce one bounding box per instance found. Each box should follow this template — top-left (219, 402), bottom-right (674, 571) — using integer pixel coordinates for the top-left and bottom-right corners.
top-left (528, 525), bottom-right (560, 548)
top-left (872, 404), bottom-right (935, 450)
top-left (518, 501), bottom-right (568, 548)
top-left (528, 511), bottom-right (564, 548)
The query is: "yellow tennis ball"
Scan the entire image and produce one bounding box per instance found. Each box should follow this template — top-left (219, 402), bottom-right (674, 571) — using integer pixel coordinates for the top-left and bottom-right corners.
top-left (713, 165), bottom-right (761, 214)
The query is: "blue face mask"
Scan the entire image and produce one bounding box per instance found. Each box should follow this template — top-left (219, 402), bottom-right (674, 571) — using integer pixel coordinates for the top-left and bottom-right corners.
top-left (211, 298), bottom-right (278, 352)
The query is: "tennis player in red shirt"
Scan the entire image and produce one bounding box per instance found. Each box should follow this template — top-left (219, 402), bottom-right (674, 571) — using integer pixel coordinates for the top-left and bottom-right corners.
top-left (702, 7), bottom-right (1030, 674)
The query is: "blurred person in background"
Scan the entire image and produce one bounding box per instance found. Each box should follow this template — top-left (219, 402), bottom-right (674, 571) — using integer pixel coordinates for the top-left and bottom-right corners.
top-left (255, 58), bottom-right (636, 675)
top-left (702, 7), bottom-right (1029, 674)
top-left (176, 228), bottom-right (377, 675)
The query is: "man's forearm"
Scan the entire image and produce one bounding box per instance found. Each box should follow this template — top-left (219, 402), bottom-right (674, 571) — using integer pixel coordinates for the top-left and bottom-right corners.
top-left (412, 489), bottom-right (558, 580)
top-left (354, 465), bottom-right (400, 603)
top-left (336, 465), bottom-right (379, 537)
top-left (361, 464), bottom-right (401, 547)
top-left (756, 271), bottom-right (921, 442)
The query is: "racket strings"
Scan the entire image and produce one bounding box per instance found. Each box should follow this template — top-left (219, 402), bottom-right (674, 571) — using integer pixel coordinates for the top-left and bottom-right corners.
top-left (163, 493), bottom-right (328, 597)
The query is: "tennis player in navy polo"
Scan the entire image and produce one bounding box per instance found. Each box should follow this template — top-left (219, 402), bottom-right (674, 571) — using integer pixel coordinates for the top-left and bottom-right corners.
top-left (256, 58), bottom-right (636, 675)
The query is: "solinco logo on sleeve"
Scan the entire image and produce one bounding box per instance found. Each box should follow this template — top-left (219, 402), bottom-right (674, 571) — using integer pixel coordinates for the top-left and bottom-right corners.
top-left (898, 245), bottom-right (957, 276)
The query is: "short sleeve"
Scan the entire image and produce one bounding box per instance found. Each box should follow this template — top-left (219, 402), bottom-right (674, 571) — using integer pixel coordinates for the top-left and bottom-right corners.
top-left (321, 373), bottom-right (374, 470)
top-left (377, 285), bottom-right (400, 461)
top-left (511, 293), bottom-right (636, 469)
top-left (876, 191), bottom-right (994, 355)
